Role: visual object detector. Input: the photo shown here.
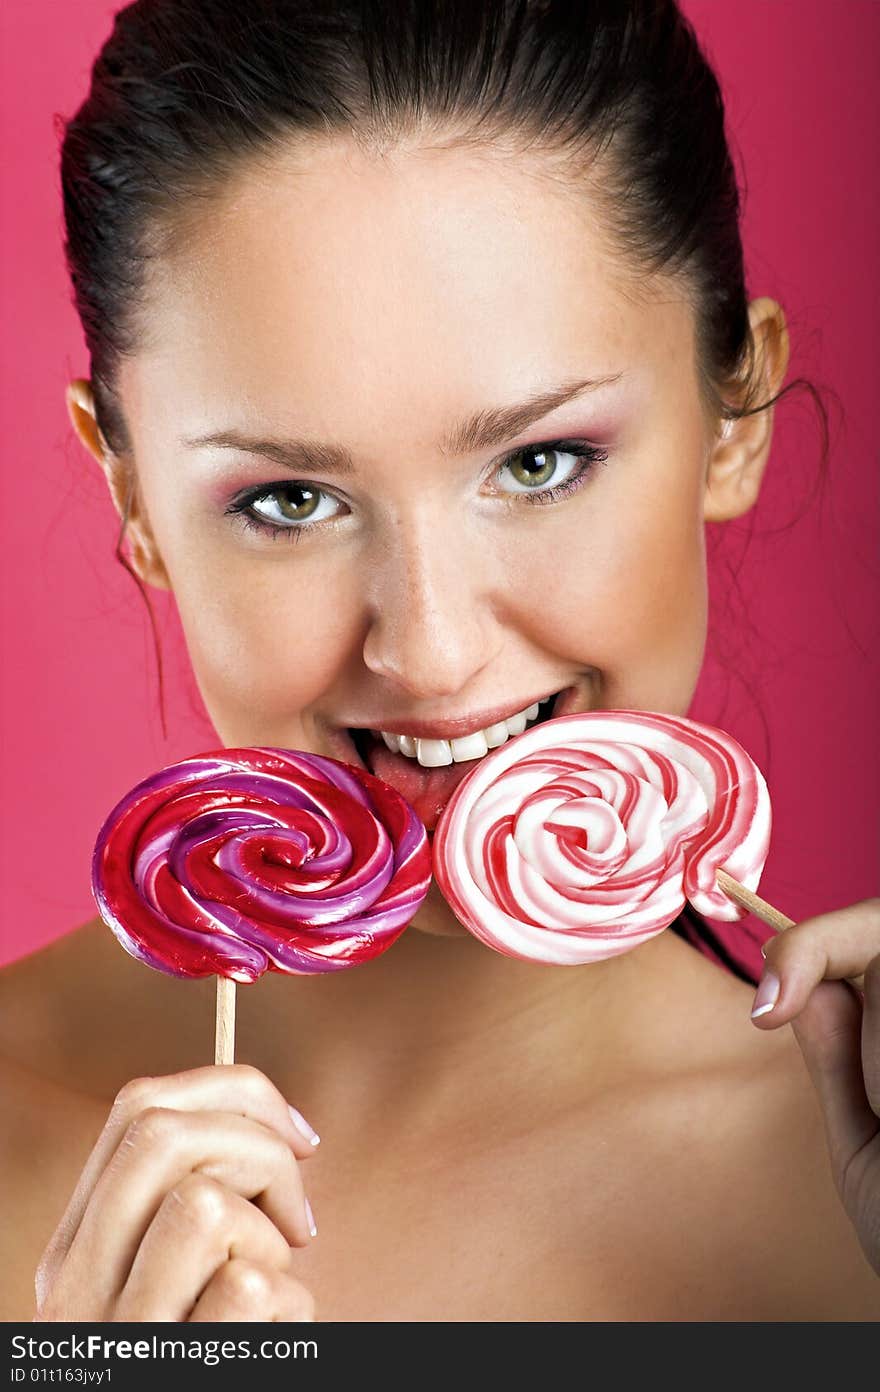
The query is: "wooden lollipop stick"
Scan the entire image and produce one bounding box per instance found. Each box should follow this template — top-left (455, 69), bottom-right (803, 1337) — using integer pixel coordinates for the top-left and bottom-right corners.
top-left (715, 870), bottom-right (794, 933)
top-left (214, 977), bottom-right (237, 1065)
top-left (715, 869), bottom-right (864, 991)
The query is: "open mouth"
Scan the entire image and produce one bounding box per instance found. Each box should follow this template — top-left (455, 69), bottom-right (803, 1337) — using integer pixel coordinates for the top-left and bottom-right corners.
top-left (346, 690), bottom-right (564, 832)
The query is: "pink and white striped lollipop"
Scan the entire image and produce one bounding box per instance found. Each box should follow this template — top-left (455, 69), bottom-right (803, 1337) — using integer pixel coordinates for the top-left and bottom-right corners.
top-left (431, 709), bottom-right (771, 964)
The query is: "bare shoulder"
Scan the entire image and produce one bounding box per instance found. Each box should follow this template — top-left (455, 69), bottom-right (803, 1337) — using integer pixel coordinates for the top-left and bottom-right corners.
top-left (633, 960), bottom-right (880, 1319)
top-left (0, 918), bottom-right (217, 1093)
top-left (0, 922), bottom-right (216, 1320)
top-left (0, 928), bottom-right (108, 1317)
top-left (0, 1047), bottom-right (107, 1319)
top-left (542, 941), bottom-right (878, 1320)
top-left (714, 1020), bottom-right (878, 1318)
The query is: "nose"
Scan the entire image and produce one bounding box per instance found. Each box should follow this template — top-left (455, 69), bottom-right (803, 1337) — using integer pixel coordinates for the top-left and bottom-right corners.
top-left (361, 514), bottom-right (502, 700)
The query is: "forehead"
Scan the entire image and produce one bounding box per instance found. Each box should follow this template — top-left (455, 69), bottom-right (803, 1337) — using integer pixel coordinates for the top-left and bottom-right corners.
top-left (128, 135), bottom-right (694, 434)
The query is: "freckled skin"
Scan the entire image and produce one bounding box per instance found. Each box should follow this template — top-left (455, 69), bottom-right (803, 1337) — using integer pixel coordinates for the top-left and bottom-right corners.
top-left (29, 134), bottom-right (875, 1324)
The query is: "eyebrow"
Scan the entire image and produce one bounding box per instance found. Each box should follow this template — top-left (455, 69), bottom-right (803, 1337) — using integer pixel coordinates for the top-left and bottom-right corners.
top-left (180, 373), bottom-right (622, 474)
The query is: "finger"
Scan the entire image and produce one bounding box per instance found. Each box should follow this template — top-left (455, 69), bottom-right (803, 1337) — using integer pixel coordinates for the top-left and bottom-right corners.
top-left (752, 899), bottom-right (880, 1028)
top-left (39, 1065), bottom-right (317, 1288)
top-left (116, 1174), bottom-right (294, 1321)
top-left (862, 953), bottom-right (880, 1116)
top-left (59, 1106), bottom-right (313, 1313)
top-left (187, 1259), bottom-right (315, 1322)
top-left (786, 979), bottom-right (879, 1198)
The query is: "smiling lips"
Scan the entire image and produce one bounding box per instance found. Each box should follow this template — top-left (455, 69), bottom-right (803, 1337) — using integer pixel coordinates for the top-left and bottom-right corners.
top-left (347, 690), bottom-right (564, 831)
top-left (373, 694), bottom-right (557, 767)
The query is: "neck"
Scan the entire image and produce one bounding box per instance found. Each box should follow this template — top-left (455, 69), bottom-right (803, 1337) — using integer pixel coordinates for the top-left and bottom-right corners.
top-left (235, 895), bottom-right (712, 1149)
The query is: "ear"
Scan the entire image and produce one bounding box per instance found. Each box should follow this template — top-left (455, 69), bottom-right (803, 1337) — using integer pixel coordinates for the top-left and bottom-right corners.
top-left (702, 297), bottom-right (791, 523)
top-left (66, 378), bottom-right (171, 591)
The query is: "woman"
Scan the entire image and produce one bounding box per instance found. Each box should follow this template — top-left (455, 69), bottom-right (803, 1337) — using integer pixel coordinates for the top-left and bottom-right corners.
top-left (1, 0), bottom-right (878, 1320)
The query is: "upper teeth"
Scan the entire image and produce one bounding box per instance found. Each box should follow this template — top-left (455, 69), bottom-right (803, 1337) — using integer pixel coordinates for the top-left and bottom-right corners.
top-left (376, 699), bottom-right (550, 768)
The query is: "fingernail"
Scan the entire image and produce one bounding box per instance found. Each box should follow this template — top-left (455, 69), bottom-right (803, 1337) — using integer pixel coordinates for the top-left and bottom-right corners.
top-left (751, 971), bottom-right (780, 1019)
top-left (288, 1105), bottom-right (321, 1147)
top-left (304, 1195), bottom-right (318, 1238)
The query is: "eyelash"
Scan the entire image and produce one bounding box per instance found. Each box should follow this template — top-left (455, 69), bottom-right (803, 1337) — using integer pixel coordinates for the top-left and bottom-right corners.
top-left (224, 439), bottom-right (609, 543)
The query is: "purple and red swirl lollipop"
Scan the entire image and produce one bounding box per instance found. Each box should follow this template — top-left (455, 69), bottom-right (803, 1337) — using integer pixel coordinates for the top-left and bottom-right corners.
top-left (92, 747), bottom-right (432, 984)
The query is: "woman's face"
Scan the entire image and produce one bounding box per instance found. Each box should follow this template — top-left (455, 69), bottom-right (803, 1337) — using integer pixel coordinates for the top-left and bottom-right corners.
top-left (98, 135), bottom-right (729, 931)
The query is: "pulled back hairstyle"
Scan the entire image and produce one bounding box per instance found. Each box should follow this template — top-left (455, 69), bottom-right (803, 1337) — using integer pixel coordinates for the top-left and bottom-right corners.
top-left (59, 0), bottom-right (818, 983)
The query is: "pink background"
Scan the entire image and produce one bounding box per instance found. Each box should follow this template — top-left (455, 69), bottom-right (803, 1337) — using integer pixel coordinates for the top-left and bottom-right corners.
top-left (1, 1), bottom-right (877, 967)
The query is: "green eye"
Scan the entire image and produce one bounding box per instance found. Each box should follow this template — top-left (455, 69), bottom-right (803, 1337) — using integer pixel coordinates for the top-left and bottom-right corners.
top-left (230, 481), bottom-right (344, 536)
top-left (494, 440), bottom-right (608, 505)
top-left (273, 485), bottom-right (322, 521)
top-left (505, 448), bottom-right (561, 489)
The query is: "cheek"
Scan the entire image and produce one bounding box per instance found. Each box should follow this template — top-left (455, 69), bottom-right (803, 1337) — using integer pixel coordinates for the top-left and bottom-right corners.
top-left (603, 458), bottom-right (708, 710)
top-left (168, 544), bottom-right (365, 736)
top-left (507, 451), bottom-right (708, 712)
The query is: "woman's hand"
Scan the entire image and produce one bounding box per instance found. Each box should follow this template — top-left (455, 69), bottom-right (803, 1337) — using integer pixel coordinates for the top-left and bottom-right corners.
top-left (751, 898), bottom-right (880, 1277)
top-left (34, 1064), bottom-right (319, 1321)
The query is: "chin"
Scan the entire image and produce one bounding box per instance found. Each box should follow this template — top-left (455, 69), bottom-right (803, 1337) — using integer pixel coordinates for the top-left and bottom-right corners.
top-left (408, 881), bottom-right (473, 939)
top-left (412, 919), bottom-right (472, 940)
